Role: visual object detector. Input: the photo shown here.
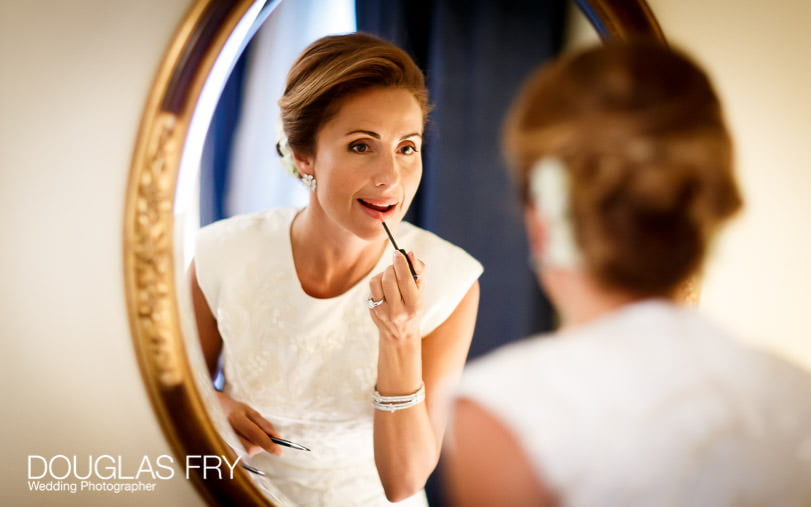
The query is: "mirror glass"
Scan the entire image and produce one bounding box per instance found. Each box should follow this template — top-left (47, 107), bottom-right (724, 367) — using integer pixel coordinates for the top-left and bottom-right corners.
top-left (170, 1), bottom-right (602, 503)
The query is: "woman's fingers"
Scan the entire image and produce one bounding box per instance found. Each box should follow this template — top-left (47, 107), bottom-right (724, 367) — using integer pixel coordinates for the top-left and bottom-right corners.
top-left (247, 409), bottom-right (281, 439)
top-left (369, 251), bottom-right (426, 311)
top-left (381, 263), bottom-right (406, 311)
top-left (368, 273), bottom-right (388, 331)
top-left (230, 413), bottom-right (282, 456)
top-left (228, 404), bottom-right (282, 456)
top-left (408, 251), bottom-right (426, 279)
top-left (370, 272), bottom-right (385, 303)
top-left (409, 251), bottom-right (425, 289)
top-left (391, 251), bottom-right (422, 308)
top-left (368, 252), bottom-right (425, 339)
top-left (235, 434), bottom-right (263, 457)
top-left (217, 392), bottom-right (283, 456)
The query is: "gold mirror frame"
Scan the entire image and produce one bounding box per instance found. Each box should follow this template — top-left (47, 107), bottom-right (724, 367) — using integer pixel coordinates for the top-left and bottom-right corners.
top-left (123, 1), bottom-right (665, 504)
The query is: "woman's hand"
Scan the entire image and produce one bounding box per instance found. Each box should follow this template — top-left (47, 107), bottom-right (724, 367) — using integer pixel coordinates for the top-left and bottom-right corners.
top-left (369, 250), bottom-right (426, 341)
top-left (216, 391), bottom-right (283, 457)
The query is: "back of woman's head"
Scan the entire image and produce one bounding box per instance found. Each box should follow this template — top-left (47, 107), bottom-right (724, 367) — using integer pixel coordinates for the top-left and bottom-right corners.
top-left (279, 32), bottom-right (429, 156)
top-left (504, 40), bottom-right (742, 296)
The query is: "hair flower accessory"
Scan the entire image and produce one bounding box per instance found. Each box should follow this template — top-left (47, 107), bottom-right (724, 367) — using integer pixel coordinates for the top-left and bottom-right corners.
top-left (530, 156), bottom-right (582, 269)
top-left (276, 117), bottom-right (299, 178)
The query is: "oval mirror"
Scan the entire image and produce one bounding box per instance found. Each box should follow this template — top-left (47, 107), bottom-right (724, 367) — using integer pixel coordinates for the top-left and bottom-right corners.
top-left (124, 0), bottom-right (664, 504)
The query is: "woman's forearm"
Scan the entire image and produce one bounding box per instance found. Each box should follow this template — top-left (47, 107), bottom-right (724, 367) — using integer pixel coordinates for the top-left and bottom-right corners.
top-left (373, 337), bottom-right (440, 502)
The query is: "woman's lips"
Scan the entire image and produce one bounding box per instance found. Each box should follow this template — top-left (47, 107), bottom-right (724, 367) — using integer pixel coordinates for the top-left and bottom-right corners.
top-left (358, 198), bottom-right (397, 219)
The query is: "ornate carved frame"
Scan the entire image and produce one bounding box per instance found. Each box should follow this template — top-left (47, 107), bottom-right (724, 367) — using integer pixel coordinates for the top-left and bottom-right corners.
top-left (123, 1), bottom-right (665, 504)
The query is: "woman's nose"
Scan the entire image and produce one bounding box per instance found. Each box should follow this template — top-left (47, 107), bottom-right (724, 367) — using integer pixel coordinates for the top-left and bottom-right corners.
top-left (373, 152), bottom-right (400, 187)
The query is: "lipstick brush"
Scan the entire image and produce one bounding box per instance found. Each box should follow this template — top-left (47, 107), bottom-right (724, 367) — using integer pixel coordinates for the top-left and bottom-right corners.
top-left (381, 221), bottom-right (418, 281)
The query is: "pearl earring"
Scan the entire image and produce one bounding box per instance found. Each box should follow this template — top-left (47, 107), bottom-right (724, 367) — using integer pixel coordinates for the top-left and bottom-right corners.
top-left (301, 173), bottom-right (317, 192)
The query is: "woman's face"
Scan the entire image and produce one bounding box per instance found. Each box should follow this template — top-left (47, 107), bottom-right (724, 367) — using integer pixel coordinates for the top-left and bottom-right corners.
top-left (296, 87), bottom-right (424, 241)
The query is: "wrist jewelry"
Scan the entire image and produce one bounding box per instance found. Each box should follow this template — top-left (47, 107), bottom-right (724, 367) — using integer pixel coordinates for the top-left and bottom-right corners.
top-left (372, 383), bottom-right (425, 413)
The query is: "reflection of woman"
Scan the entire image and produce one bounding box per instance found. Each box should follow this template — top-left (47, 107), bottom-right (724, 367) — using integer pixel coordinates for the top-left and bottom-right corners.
top-left (190, 33), bottom-right (482, 506)
top-left (445, 41), bottom-right (811, 506)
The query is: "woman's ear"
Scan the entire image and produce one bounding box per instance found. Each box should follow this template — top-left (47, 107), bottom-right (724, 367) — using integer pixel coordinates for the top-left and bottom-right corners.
top-left (524, 204), bottom-right (547, 260)
top-left (292, 151), bottom-right (314, 176)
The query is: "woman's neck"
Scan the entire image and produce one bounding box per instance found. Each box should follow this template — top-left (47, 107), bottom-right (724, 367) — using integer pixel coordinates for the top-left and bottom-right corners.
top-left (290, 205), bottom-right (387, 299)
top-left (542, 268), bottom-right (645, 329)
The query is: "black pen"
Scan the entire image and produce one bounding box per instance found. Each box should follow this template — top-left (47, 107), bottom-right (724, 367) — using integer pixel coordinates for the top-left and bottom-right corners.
top-left (241, 463), bottom-right (267, 476)
top-left (382, 222), bottom-right (418, 281)
top-left (271, 436), bottom-right (311, 452)
top-left (239, 438), bottom-right (310, 475)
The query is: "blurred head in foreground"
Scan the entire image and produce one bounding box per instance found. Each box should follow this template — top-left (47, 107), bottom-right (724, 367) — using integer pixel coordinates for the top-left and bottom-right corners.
top-left (445, 40), bottom-right (811, 507)
top-left (506, 38), bottom-right (741, 321)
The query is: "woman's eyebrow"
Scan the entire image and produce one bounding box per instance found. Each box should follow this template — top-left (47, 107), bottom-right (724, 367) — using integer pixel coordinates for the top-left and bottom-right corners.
top-left (344, 130), bottom-right (423, 141)
top-left (345, 129), bottom-right (380, 139)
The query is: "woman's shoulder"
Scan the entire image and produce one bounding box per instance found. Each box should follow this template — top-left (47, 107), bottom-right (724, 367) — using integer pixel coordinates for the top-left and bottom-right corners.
top-left (197, 207), bottom-right (298, 244)
top-left (456, 302), bottom-right (734, 415)
top-left (194, 207), bottom-right (297, 276)
top-left (459, 333), bottom-right (558, 396)
top-left (396, 221), bottom-right (483, 276)
top-left (460, 300), bottom-right (809, 392)
top-left (397, 222), bottom-right (483, 336)
top-left (193, 208), bottom-right (299, 310)
top-left (457, 306), bottom-right (811, 503)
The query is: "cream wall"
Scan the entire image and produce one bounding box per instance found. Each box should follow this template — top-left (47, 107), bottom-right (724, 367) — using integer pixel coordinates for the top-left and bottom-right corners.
top-left (1, 1), bottom-right (203, 505)
top-left (648, 0), bottom-right (811, 369)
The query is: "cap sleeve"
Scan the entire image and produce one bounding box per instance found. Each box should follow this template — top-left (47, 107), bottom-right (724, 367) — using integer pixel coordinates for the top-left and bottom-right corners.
top-left (397, 223), bottom-right (483, 336)
top-left (193, 208), bottom-right (296, 314)
top-left (194, 219), bottom-right (230, 313)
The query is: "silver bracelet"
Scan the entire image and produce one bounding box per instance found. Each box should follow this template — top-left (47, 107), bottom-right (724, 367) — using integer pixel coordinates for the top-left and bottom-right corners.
top-left (372, 382), bottom-right (425, 413)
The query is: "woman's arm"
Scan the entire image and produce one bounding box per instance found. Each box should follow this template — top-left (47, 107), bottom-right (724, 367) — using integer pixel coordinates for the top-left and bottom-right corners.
top-left (189, 260), bottom-right (222, 378)
top-left (369, 251), bottom-right (480, 501)
top-left (189, 260), bottom-right (282, 456)
top-left (444, 398), bottom-right (558, 506)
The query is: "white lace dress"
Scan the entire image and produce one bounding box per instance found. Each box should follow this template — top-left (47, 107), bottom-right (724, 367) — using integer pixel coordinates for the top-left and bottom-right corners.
top-left (455, 300), bottom-right (811, 506)
top-left (195, 207), bottom-right (482, 506)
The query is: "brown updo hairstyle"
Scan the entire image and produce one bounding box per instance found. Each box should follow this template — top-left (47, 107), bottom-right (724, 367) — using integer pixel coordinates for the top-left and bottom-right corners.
top-left (279, 32), bottom-right (430, 157)
top-left (504, 40), bottom-right (742, 297)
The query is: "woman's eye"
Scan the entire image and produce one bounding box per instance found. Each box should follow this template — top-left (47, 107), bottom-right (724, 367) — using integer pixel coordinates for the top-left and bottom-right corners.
top-left (350, 143), bottom-right (369, 153)
top-left (400, 145), bottom-right (419, 155)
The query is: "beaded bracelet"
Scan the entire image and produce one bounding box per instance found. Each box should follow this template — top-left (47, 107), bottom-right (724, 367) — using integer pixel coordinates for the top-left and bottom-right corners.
top-left (372, 382), bottom-right (425, 413)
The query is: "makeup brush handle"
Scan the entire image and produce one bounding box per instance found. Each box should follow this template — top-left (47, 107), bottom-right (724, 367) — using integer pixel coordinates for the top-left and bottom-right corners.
top-left (398, 249), bottom-right (418, 281)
